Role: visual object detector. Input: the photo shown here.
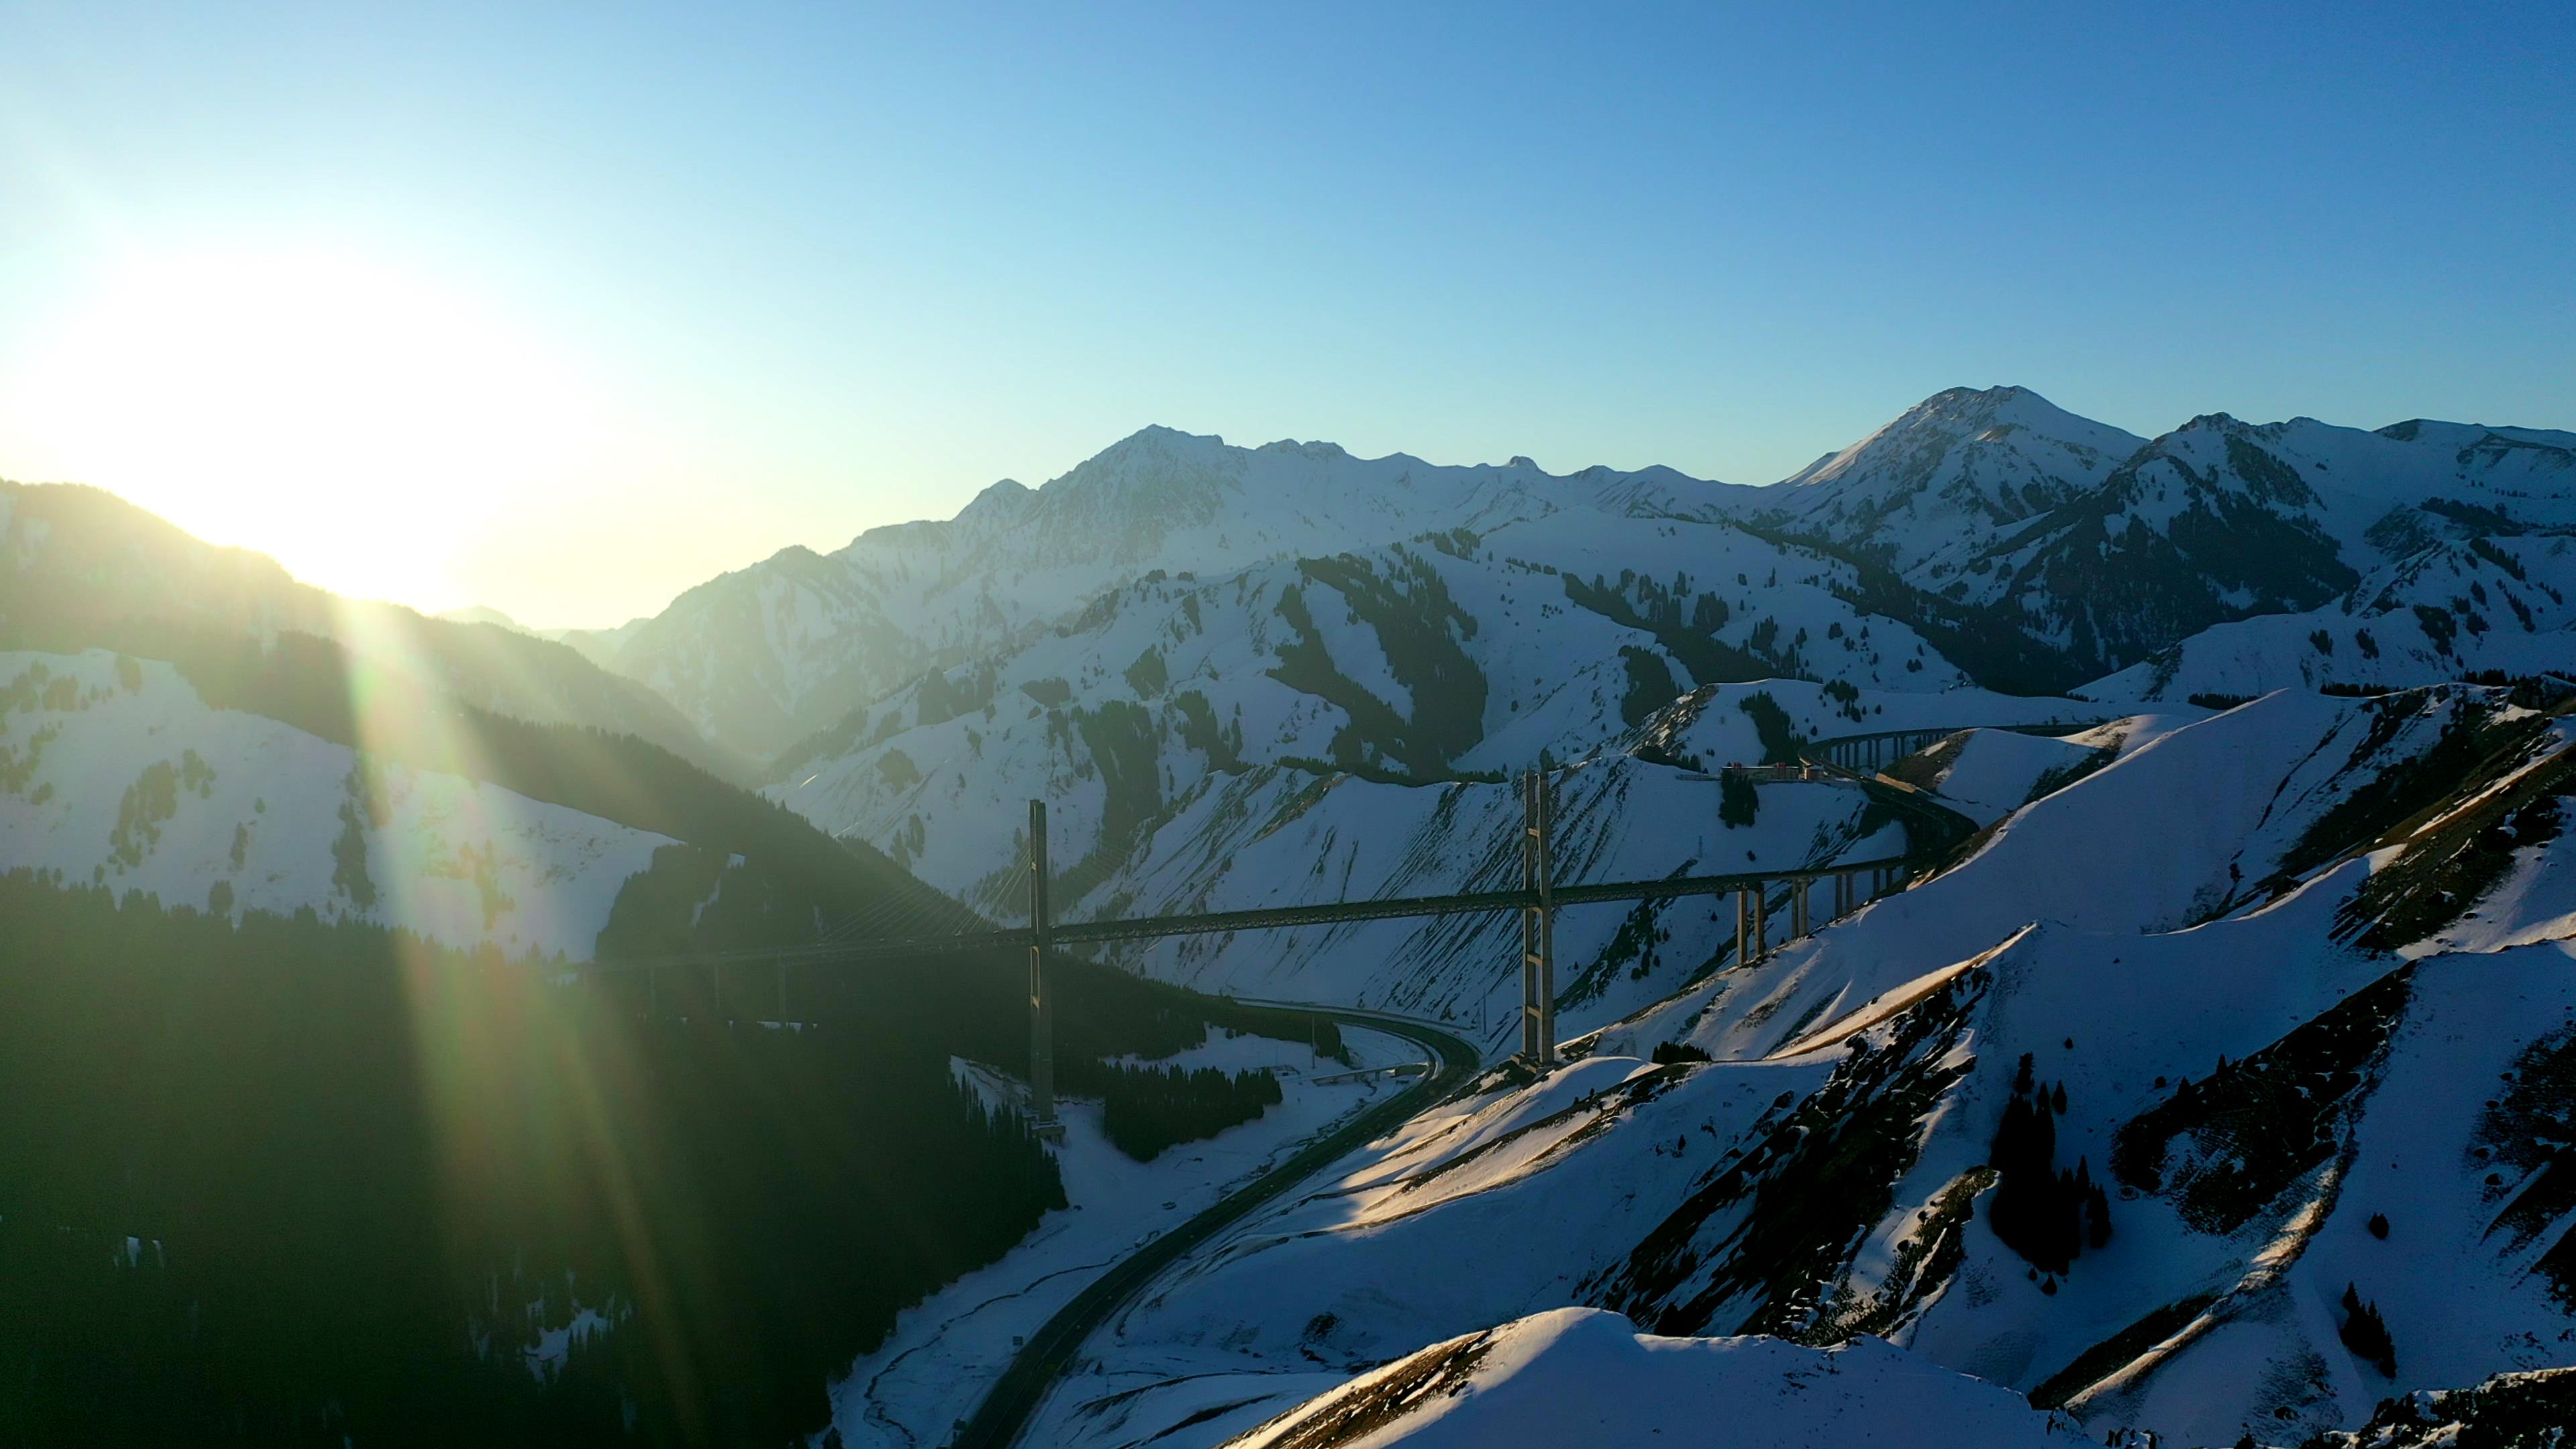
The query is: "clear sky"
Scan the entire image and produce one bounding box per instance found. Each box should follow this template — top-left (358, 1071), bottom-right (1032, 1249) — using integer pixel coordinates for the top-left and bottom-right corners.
top-left (3, 2), bottom-right (2569, 629)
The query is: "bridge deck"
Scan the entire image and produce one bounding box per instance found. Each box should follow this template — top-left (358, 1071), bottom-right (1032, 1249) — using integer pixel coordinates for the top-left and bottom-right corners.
top-left (621, 837), bottom-right (1939, 969)
top-left (601, 724), bottom-right (2053, 973)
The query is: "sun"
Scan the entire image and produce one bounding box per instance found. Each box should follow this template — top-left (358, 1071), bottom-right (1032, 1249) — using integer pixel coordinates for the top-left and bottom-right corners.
top-left (9, 248), bottom-right (608, 612)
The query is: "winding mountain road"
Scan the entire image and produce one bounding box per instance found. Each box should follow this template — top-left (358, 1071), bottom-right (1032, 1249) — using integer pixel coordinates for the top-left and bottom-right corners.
top-left (932, 726), bottom-right (2082, 1446)
top-left (949, 1009), bottom-right (1481, 1449)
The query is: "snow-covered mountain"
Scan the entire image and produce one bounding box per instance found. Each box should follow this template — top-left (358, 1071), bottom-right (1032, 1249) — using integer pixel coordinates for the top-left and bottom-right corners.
top-left (977, 683), bottom-right (2576, 1449)
top-left (765, 519), bottom-right (1991, 924)
top-left (1, 479), bottom-right (739, 779)
top-left (2081, 529), bottom-right (2576, 702)
top-left (703, 388), bottom-right (2570, 1067)
top-left (0, 649), bottom-right (668, 957)
top-left (1958, 413), bottom-right (2576, 688)
top-left (0, 486), bottom-right (963, 965)
top-left (602, 429), bottom-right (1745, 761)
top-left (13, 386), bottom-right (2575, 1448)
top-left (1750, 384), bottom-right (2149, 583)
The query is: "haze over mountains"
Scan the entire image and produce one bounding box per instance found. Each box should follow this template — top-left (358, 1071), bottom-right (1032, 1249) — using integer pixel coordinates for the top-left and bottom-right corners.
top-left (4, 382), bottom-right (2573, 1446)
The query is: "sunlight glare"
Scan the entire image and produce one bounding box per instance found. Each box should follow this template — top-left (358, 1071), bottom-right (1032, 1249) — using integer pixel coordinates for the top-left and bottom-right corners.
top-left (13, 249), bottom-right (610, 611)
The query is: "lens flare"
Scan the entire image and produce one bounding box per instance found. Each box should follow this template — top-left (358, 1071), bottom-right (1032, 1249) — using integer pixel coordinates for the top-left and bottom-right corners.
top-left (8, 247), bottom-right (611, 610)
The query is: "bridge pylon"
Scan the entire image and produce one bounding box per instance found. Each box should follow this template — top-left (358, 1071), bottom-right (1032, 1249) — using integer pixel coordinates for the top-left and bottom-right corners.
top-left (1028, 799), bottom-right (1063, 1142)
top-left (1519, 768), bottom-right (1557, 1066)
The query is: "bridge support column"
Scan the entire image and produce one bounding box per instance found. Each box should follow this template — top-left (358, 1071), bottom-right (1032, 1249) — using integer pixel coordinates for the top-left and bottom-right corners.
top-left (1028, 800), bottom-right (1062, 1140)
top-left (1753, 882), bottom-right (1767, 958)
top-left (1520, 769), bottom-right (1556, 1065)
top-left (1735, 888), bottom-right (1751, 965)
top-left (1792, 879), bottom-right (1809, 939)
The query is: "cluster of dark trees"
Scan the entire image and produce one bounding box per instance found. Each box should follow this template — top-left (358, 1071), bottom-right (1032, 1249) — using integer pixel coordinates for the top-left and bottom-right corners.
top-left (1719, 771), bottom-right (1760, 828)
top-left (0, 590), bottom-right (1366, 1442)
top-left (1562, 568), bottom-right (1787, 688)
top-left (1986, 1055), bottom-right (2113, 1279)
top-left (2340, 1283), bottom-right (2398, 1377)
top-left (1071, 1059), bottom-right (1285, 1162)
top-left (0, 869), bottom-right (1332, 1446)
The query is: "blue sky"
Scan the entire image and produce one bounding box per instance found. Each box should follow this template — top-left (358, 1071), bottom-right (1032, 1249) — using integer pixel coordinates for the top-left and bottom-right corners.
top-left (3, 1), bottom-right (2569, 625)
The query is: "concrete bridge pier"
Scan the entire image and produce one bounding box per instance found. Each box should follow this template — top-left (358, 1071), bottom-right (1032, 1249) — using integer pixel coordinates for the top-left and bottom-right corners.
top-left (1028, 800), bottom-right (1063, 1140)
top-left (1520, 769), bottom-right (1558, 1065)
top-left (1791, 879), bottom-right (1809, 939)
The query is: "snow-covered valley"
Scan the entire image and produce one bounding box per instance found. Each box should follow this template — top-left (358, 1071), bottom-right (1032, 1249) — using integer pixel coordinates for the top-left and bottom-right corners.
top-left (7, 383), bottom-right (2574, 1447)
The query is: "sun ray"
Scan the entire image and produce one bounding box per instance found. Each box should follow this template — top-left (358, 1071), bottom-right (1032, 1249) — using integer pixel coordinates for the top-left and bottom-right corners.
top-left (7, 246), bottom-right (612, 610)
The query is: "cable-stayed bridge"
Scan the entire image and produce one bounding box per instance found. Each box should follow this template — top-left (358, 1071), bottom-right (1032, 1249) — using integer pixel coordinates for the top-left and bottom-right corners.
top-left (604, 723), bottom-right (2085, 1135)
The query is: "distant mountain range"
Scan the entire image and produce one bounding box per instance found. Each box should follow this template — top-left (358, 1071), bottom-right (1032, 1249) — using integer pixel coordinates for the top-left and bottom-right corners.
top-left (5, 387), bottom-right (2573, 1446)
top-left (497, 389), bottom-right (2565, 971)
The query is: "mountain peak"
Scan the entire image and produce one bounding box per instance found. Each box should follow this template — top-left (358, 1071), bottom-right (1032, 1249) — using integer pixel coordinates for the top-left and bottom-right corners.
top-left (959, 477), bottom-right (1033, 519)
top-left (1255, 437), bottom-right (1351, 461)
top-left (1780, 386), bottom-right (2145, 493)
top-left (1108, 423), bottom-right (1221, 451)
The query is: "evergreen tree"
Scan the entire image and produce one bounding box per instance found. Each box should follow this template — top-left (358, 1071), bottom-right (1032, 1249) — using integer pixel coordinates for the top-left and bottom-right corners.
top-left (2338, 1282), bottom-right (2397, 1377)
top-left (1986, 1065), bottom-right (2105, 1277)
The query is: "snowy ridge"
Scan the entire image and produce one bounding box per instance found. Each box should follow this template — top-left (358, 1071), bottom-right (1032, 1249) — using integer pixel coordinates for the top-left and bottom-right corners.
top-left (2082, 532), bottom-right (2576, 702)
top-left (1, 480), bottom-right (729, 775)
top-left (1750, 384), bottom-right (2148, 584)
top-left (0, 649), bottom-right (668, 957)
top-left (986, 682), bottom-right (2576, 1448)
top-left (1217, 1307), bottom-right (2091, 1449)
top-left (612, 428), bottom-right (1758, 760)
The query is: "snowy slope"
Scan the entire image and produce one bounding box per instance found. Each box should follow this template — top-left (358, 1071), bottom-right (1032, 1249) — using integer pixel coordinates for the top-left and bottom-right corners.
top-left (777, 673), bottom-right (2102, 1055)
top-left (2082, 533), bottom-right (2576, 702)
top-left (0, 649), bottom-right (669, 957)
top-left (1216, 1307), bottom-right (2091, 1449)
top-left (1608, 688), bottom-right (2536, 1065)
top-left (1002, 682), bottom-right (2576, 1448)
top-left (1902, 716), bottom-right (2198, 826)
top-left (1746, 384), bottom-right (2147, 586)
top-left (765, 522), bottom-right (1990, 869)
top-left (1070, 762), bottom-right (1906, 1057)
top-left (0, 480), bottom-right (732, 776)
top-left (751, 485), bottom-right (2088, 868)
top-left (1931, 412), bottom-right (2576, 689)
top-left (575, 389), bottom-right (2573, 761)
top-left (610, 429), bottom-right (1758, 761)
top-left (834, 1030), bottom-right (1426, 1449)
top-left (1623, 678), bottom-right (2108, 774)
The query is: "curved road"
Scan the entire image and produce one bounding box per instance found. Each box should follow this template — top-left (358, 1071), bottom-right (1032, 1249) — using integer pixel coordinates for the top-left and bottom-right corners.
top-left (950, 1010), bottom-right (1480, 1449)
top-left (926, 724), bottom-right (2066, 1446)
